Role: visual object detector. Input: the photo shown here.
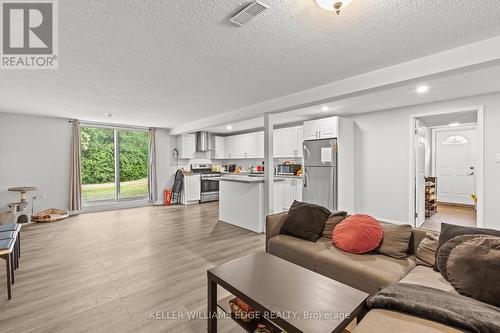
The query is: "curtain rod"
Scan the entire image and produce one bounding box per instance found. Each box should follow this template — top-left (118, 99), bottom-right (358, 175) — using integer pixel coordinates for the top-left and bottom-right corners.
top-left (68, 119), bottom-right (152, 131)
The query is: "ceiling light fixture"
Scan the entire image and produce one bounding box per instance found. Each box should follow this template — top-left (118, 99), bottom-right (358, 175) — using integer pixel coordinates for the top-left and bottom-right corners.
top-left (448, 122), bottom-right (460, 127)
top-left (321, 105), bottom-right (330, 112)
top-left (416, 85), bottom-right (430, 94)
top-left (104, 112), bottom-right (115, 118)
top-left (315, 0), bottom-right (352, 15)
top-left (226, 125), bottom-right (233, 130)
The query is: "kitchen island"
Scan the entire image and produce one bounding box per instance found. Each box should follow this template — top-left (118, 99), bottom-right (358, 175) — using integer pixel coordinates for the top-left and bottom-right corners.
top-left (211, 175), bottom-right (285, 233)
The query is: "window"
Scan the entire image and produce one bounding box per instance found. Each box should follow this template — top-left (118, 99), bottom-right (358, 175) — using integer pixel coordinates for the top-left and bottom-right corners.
top-left (81, 126), bottom-right (149, 203)
top-left (442, 135), bottom-right (469, 145)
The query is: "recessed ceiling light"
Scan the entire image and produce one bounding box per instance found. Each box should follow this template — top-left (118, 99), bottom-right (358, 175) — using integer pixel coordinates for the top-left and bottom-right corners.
top-left (315, 0), bottom-right (352, 14)
top-left (416, 85), bottom-right (430, 94)
top-left (226, 125), bottom-right (233, 130)
top-left (104, 112), bottom-right (115, 118)
top-left (448, 122), bottom-right (460, 127)
top-left (321, 105), bottom-right (330, 112)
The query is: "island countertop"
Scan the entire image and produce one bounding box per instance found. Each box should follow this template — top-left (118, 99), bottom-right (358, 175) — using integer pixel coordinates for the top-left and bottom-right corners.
top-left (208, 175), bottom-right (285, 183)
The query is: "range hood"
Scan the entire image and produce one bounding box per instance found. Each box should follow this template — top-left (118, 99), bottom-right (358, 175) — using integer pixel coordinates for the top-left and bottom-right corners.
top-left (196, 131), bottom-right (214, 152)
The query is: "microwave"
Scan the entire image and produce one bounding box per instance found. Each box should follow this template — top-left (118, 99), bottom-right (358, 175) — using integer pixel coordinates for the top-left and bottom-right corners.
top-left (277, 164), bottom-right (301, 175)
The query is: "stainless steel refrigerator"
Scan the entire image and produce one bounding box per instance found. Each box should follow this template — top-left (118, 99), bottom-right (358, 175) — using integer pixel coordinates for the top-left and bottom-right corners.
top-left (303, 139), bottom-right (338, 211)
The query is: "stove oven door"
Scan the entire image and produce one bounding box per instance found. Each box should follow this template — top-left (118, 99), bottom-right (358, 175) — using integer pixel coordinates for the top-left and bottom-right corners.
top-left (200, 178), bottom-right (219, 202)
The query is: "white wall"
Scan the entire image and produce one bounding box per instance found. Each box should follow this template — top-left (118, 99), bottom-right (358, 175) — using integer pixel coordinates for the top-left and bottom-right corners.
top-left (349, 91), bottom-right (500, 230)
top-left (0, 113), bottom-right (72, 212)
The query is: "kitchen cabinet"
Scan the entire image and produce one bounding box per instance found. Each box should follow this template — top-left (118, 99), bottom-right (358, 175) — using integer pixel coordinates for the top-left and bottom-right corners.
top-left (228, 133), bottom-right (256, 159)
top-left (274, 126), bottom-right (303, 158)
top-left (181, 174), bottom-right (200, 204)
top-left (256, 132), bottom-right (264, 158)
top-left (273, 181), bottom-right (284, 214)
top-left (281, 178), bottom-right (303, 211)
top-left (214, 136), bottom-right (225, 159)
top-left (303, 116), bottom-right (338, 140)
top-left (177, 134), bottom-right (196, 159)
top-left (221, 126), bottom-right (303, 160)
top-left (240, 132), bottom-right (257, 158)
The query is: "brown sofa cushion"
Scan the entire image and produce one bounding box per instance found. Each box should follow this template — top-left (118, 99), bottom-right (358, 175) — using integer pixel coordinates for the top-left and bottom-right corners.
top-left (322, 211), bottom-right (348, 238)
top-left (416, 232), bottom-right (438, 266)
top-left (280, 201), bottom-right (330, 242)
top-left (435, 223), bottom-right (500, 269)
top-left (376, 222), bottom-right (412, 259)
top-left (445, 236), bottom-right (500, 307)
top-left (269, 234), bottom-right (416, 295)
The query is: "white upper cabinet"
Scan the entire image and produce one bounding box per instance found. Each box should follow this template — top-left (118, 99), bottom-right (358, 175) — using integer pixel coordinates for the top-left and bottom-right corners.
top-left (304, 120), bottom-right (321, 140)
top-left (177, 134), bottom-right (196, 159)
top-left (214, 136), bottom-right (225, 159)
top-left (296, 126), bottom-right (304, 157)
top-left (256, 132), bottom-right (264, 158)
top-left (320, 116), bottom-right (338, 138)
top-left (241, 133), bottom-right (257, 158)
top-left (303, 116), bottom-right (338, 140)
top-left (274, 126), bottom-right (303, 158)
top-left (221, 126), bottom-right (304, 160)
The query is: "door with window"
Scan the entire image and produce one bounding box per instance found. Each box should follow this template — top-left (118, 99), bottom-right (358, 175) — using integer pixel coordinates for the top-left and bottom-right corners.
top-left (435, 128), bottom-right (476, 205)
top-left (81, 126), bottom-right (149, 203)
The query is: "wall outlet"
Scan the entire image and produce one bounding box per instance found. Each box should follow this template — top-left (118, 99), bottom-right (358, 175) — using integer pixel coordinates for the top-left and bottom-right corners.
top-left (41, 194), bottom-right (47, 200)
top-left (496, 154), bottom-right (500, 164)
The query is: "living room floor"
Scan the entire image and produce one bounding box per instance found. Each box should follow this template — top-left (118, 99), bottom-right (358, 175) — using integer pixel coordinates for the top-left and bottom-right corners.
top-left (421, 203), bottom-right (476, 232)
top-left (0, 202), bottom-right (264, 333)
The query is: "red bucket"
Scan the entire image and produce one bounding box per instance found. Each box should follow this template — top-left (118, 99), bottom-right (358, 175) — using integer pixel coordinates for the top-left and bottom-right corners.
top-left (164, 188), bottom-right (172, 205)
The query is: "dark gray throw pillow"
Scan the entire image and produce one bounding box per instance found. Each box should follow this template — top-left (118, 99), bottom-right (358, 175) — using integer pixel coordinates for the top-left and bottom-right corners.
top-left (435, 223), bottom-right (500, 270)
top-left (437, 234), bottom-right (483, 279)
top-left (445, 236), bottom-right (500, 307)
top-left (280, 201), bottom-right (330, 242)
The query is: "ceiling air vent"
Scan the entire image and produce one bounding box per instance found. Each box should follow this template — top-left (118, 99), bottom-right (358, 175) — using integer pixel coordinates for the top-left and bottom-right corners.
top-left (230, 1), bottom-right (269, 26)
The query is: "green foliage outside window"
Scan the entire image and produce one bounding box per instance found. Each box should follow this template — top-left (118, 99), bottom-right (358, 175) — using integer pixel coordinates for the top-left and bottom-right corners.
top-left (81, 127), bottom-right (149, 184)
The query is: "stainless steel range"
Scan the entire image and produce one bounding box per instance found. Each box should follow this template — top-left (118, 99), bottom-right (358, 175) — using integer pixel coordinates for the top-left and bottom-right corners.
top-left (191, 164), bottom-right (221, 203)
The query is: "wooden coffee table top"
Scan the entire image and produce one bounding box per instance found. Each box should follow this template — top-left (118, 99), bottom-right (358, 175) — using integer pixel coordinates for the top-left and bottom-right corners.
top-left (208, 252), bottom-right (368, 333)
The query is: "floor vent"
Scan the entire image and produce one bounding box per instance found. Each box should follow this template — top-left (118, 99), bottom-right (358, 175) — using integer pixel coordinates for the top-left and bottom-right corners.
top-left (230, 1), bottom-right (269, 26)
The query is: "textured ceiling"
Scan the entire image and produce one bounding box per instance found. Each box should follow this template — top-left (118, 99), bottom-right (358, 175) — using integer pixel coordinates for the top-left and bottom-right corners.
top-left (1, 0), bottom-right (500, 128)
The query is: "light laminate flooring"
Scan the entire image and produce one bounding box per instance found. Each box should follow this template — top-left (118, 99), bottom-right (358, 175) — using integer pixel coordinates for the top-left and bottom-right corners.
top-left (0, 202), bottom-right (265, 333)
top-left (421, 203), bottom-right (476, 232)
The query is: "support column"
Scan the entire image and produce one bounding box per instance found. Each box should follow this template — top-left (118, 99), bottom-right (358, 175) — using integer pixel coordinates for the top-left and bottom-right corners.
top-left (264, 114), bottom-right (275, 218)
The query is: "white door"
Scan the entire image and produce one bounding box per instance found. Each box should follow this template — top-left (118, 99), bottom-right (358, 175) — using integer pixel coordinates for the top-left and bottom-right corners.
top-left (415, 122), bottom-right (426, 228)
top-left (435, 128), bottom-right (476, 205)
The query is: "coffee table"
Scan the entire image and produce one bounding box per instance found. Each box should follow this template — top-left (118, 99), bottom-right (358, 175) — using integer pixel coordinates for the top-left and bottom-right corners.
top-left (207, 252), bottom-right (368, 333)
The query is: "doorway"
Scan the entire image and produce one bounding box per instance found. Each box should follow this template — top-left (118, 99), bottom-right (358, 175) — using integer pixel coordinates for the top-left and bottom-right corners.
top-left (409, 108), bottom-right (484, 231)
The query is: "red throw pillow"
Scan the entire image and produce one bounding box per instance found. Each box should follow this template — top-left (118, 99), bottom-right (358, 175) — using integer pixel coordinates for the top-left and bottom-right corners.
top-left (332, 214), bottom-right (383, 254)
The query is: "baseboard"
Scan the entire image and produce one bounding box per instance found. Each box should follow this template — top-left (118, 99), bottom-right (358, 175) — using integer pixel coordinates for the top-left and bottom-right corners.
top-left (438, 202), bottom-right (475, 208)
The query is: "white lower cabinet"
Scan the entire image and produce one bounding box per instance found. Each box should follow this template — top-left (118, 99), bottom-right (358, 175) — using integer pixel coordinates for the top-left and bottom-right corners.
top-left (273, 182), bottom-right (284, 214)
top-left (181, 174), bottom-right (200, 205)
top-left (276, 178), bottom-right (303, 212)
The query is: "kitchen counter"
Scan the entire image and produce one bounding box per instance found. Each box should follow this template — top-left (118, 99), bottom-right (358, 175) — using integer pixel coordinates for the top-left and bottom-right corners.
top-left (209, 174), bottom-right (285, 183)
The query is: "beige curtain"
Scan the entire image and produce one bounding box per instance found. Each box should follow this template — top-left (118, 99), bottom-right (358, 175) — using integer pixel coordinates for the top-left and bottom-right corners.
top-left (148, 128), bottom-right (157, 204)
top-left (69, 120), bottom-right (82, 211)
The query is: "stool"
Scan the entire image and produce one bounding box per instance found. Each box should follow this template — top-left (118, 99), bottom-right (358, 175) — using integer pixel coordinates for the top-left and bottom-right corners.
top-left (0, 231), bottom-right (19, 279)
top-left (0, 238), bottom-right (15, 299)
top-left (0, 224), bottom-right (21, 259)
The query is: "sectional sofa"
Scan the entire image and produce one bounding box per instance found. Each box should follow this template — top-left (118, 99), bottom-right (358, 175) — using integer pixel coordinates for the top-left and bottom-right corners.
top-left (265, 212), bottom-right (464, 333)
